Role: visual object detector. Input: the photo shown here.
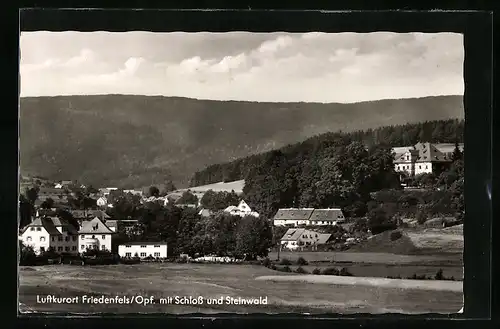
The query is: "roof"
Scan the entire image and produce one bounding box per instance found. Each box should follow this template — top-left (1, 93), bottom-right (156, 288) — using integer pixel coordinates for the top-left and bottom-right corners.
top-left (78, 217), bottom-right (114, 234)
top-left (316, 233), bottom-right (332, 244)
top-left (274, 208), bottom-right (314, 220)
top-left (281, 228), bottom-right (306, 241)
top-left (309, 209), bottom-right (344, 222)
top-left (393, 142), bottom-right (452, 164)
top-left (38, 187), bottom-right (67, 195)
top-left (22, 216), bottom-right (79, 235)
top-left (105, 220), bottom-right (118, 227)
top-left (224, 206), bottom-right (237, 212)
top-left (119, 242), bottom-right (167, 246)
top-left (198, 209), bottom-right (213, 217)
top-left (434, 143), bottom-right (464, 154)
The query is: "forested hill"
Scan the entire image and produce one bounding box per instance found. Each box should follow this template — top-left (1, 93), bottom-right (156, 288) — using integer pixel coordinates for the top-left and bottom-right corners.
top-left (189, 118), bottom-right (464, 187)
top-left (20, 94), bottom-right (463, 188)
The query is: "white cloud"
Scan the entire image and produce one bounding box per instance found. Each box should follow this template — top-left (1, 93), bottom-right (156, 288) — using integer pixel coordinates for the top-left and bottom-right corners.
top-left (19, 32), bottom-right (464, 102)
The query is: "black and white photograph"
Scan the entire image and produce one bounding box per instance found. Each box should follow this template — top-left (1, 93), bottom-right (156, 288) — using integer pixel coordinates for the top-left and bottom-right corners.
top-left (18, 28), bottom-right (465, 314)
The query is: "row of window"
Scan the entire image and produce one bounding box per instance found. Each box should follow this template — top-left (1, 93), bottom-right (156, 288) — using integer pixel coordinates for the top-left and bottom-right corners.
top-left (124, 245), bottom-right (162, 248)
top-left (81, 235), bottom-right (107, 239)
top-left (38, 246), bottom-right (77, 252)
top-left (25, 236), bottom-right (80, 242)
top-left (396, 164), bottom-right (429, 171)
top-left (30, 226), bottom-right (69, 232)
top-left (125, 252), bottom-right (161, 257)
top-left (81, 245), bottom-right (107, 250)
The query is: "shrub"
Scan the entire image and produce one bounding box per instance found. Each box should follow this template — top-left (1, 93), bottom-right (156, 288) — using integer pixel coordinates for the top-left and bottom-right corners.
top-left (339, 267), bottom-right (353, 276)
top-left (312, 268), bottom-right (321, 275)
top-left (270, 264), bottom-right (277, 270)
top-left (262, 257), bottom-right (271, 267)
top-left (295, 266), bottom-right (308, 274)
top-left (390, 230), bottom-right (403, 241)
top-left (281, 265), bottom-right (291, 272)
top-left (416, 210), bottom-right (428, 225)
top-left (367, 208), bottom-right (397, 235)
top-left (296, 257), bottom-right (308, 266)
top-left (434, 269), bottom-right (444, 280)
top-left (279, 258), bottom-right (292, 265)
top-left (322, 267), bottom-right (340, 276)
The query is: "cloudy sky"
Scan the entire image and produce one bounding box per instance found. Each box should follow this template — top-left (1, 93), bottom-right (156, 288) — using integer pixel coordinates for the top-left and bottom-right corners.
top-left (19, 32), bottom-right (464, 103)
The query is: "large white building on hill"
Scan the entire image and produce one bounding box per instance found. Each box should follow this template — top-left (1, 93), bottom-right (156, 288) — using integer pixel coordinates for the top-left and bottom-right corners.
top-left (392, 142), bottom-right (463, 177)
top-left (273, 208), bottom-right (345, 227)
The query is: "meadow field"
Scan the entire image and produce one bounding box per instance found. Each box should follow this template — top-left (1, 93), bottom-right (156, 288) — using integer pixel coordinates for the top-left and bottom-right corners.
top-left (19, 262), bottom-right (463, 315)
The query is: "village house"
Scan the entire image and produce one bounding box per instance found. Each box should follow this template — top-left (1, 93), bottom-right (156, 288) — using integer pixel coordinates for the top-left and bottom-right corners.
top-left (223, 200), bottom-right (259, 217)
top-left (71, 209), bottom-right (110, 226)
top-left (392, 142), bottom-right (463, 177)
top-left (20, 216), bottom-right (79, 255)
top-left (104, 219), bottom-right (139, 235)
top-left (118, 242), bottom-right (168, 258)
top-left (96, 196), bottom-right (108, 207)
top-left (273, 208), bottom-right (345, 227)
top-left (280, 228), bottom-right (332, 251)
top-left (78, 217), bottom-right (114, 252)
top-left (37, 187), bottom-right (70, 203)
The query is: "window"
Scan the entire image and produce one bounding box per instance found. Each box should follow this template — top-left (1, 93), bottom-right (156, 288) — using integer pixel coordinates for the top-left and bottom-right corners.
top-left (101, 246), bottom-right (106, 250)
top-left (65, 236), bottom-right (70, 242)
top-left (81, 235), bottom-right (85, 239)
top-left (72, 236), bottom-right (77, 241)
top-left (62, 227), bottom-right (67, 232)
top-left (419, 165), bottom-right (421, 169)
top-left (30, 227), bottom-right (35, 231)
top-left (154, 245), bottom-right (160, 248)
top-left (57, 246), bottom-right (63, 251)
top-left (81, 245), bottom-right (85, 249)
top-left (426, 165), bottom-right (428, 169)
top-left (51, 237), bottom-right (55, 242)
top-left (65, 247), bottom-right (69, 252)
top-left (40, 247), bottom-right (45, 252)
top-left (154, 252), bottom-right (160, 257)
top-left (26, 236), bottom-right (32, 242)
top-left (141, 245), bottom-right (146, 248)
top-left (126, 245), bottom-right (131, 248)
top-left (36, 227), bottom-right (41, 231)
top-left (102, 235), bottom-right (106, 239)
top-left (125, 252), bottom-right (132, 257)
top-left (72, 246), bottom-right (77, 251)
top-left (40, 237), bottom-right (45, 242)
top-left (92, 235), bottom-right (95, 239)
top-left (140, 252), bottom-right (146, 257)
top-left (58, 236), bottom-right (63, 241)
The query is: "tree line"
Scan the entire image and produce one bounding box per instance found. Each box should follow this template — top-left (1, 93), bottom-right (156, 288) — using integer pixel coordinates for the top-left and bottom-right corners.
top-left (190, 118), bottom-right (464, 187)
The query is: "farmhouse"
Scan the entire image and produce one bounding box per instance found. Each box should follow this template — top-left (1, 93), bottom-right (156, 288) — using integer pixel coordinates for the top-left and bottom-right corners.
top-left (273, 208), bottom-right (345, 227)
top-left (280, 228), bottom-right (332, 251)
top-left (118, 242), bottom-right (168, 258)
top-left (392, 142), bottom-right (463, 177)
top-left (20, 216), bottom-right (79, 255)
top-left (223, 200), bottom-right (259, 218)
top-left (78, 217), bottom-right (114, 252)
top-left (96, 196), bottom-right (108, 207)
top-left (104, 219), bottom-right (139, 234)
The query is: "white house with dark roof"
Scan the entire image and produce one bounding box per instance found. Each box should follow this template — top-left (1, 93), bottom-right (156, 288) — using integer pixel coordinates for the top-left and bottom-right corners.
top-left (223, 200), bottom-right (259, 218)
top-left (392, 142), bottom-right (462, 177)
top-left (273, 208), bottom-right (344, 226)
top-left (20, 216), bottom-right (79, 255)
top-left (118, 242), bottom-right (168, 258)
top-left (280, 228), bottom-right (332, 250)
top-left (78, 217), bottom-right (114, 252)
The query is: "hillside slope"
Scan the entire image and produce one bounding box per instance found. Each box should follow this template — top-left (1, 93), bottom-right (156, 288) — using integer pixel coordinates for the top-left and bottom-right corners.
top-left (20, 95), bottom-right (464, 188)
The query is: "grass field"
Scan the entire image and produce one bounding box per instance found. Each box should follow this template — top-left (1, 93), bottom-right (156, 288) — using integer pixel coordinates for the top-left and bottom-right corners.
top-left (19, 263), bottom-right (463, 315)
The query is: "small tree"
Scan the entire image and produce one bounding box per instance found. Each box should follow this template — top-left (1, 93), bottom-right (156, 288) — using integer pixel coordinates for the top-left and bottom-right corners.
top-left (296, 257), bottom-right (308, 266)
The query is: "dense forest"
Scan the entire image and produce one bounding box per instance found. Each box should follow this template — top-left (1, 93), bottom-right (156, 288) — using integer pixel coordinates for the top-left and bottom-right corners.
top-left (190, 118), bottom-right (464, 187)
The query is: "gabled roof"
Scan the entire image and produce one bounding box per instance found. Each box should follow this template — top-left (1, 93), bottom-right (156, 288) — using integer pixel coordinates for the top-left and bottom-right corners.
top-left (224, 205), bottom-right (237, 212)
top-left (414, 142), bottom-right (450, 163)
top-left (198, 209), bottom-right (213, 217)
top-left (281, 228), bottom-right (306, 241)
top-left (309, 209), bottom-right (345, 222)
top-left (316, 233), bottom-right (332, 244)
top-left (71, 209), bottom-right (110, 219)
top-left (21, 216), bottom-right (79, 235)
top-left (78, 217), bottom-right (114, 234)
top-left (274, 208), bottom-right (314, 220)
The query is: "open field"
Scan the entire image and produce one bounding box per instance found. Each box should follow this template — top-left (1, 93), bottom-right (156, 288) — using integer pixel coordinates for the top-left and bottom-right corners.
top-left (19, 263), bottom-right (463, 314)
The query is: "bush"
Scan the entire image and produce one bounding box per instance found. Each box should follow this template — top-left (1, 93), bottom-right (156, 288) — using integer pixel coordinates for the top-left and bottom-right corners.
top-left (322, 267), bottom-right (340, 276)
top-left (367, 208), bottom-right (397, 234)
top-left (434, 269), bottom-right (444, 280)
top-left (270, 264), bottom-right (277, 270)
top-left (279, 265), bottom-right (291, 273)
top-left (390, 230), bottom-right (403, 241)
top-left (295, 266), bottom-right (308, 274)
top-left (279, 258), bottom-right (292, 265)
top-left (296, 257), bottom-right (308, 266)
top-left (262, 257), bottom-right (271, 267)
top-left (339, 267), bottom-right (353, 276)
top-left (416, 210), bottom-right (428, 225)
top-left (312, 268), bottom-right (321, 275)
